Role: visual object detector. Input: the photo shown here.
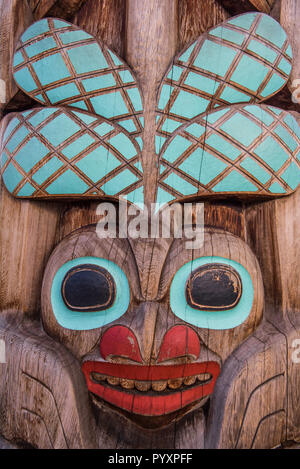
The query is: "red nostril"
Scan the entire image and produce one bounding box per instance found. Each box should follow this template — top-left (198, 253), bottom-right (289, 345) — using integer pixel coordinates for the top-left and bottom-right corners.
top-left (157, 325), bottom-right (200, 363)
top-left (100, 326), bottom-right (143, 363)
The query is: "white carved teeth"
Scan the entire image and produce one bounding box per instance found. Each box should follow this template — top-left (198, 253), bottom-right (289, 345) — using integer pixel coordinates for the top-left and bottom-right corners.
top-left (90, 372), bottom-right (212, 391)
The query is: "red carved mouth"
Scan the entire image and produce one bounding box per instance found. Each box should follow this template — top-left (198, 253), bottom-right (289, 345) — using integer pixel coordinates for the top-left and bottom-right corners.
top-left (82, 361), bottom-right (220, 416)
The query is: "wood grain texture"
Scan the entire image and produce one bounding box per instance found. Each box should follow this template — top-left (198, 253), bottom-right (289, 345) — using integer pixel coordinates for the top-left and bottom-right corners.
top-left (281, 1), bottom-right (300, 95)
top-left (215, 0), bottom-right (276, 14)
top-left (30, 0), bottom-right (87, 21)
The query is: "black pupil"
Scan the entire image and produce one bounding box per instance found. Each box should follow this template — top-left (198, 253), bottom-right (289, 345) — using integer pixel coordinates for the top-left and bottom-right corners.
top-left (186, 264), bottom-right (242, 311)
top-left (62, 264), bottom-right (115, 312)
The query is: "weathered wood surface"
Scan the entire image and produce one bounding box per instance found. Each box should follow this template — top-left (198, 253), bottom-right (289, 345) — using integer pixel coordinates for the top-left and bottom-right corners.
top-left (29, 0), bottom-right (87, 21)
top-left (281, 1), bottom-right (300, 96)
top-left (216, 0), bottom-right (276, 14)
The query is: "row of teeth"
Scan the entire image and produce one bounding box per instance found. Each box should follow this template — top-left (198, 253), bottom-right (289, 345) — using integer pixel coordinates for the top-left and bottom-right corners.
top-left (91, 372), bottom-right (212, 392)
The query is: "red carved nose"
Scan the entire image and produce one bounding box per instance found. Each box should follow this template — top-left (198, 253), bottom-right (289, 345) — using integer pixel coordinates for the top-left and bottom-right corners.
top-left (100, 326), bottom-right (143, 363)
top-left (157, 325), bottom-right (200, 363)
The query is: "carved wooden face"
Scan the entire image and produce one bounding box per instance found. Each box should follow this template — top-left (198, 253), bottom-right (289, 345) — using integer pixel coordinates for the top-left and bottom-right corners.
top-left (41, 220), bottom-right (263, 426)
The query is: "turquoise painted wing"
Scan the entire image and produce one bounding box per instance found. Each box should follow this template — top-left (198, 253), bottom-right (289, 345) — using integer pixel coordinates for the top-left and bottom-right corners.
top-left (157, 104), bottom-right (300, 202)
top-left (0, 107), bottom-right (143, 202)
top-left (13, 18), bottom-right (143, 138)
top-left (155, 12), bottom-right (300, 201)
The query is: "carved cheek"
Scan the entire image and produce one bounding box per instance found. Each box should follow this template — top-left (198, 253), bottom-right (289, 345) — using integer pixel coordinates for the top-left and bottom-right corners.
top-left (157, 325), bottom-right (200, 363)
top-left (100, 326), bottom-right (143, 363)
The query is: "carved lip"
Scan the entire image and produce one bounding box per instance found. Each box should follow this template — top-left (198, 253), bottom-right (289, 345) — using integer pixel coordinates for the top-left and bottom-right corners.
top-left (82, 361), bottom-right (220, 416)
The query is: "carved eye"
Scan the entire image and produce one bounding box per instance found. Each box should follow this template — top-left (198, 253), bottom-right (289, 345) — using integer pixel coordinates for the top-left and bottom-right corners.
top-left (170, 257), bottom-right (254, 330)
top-left (186, 264), bottom-right (242, 311)
top-left (51, 257), bottom-right (130, 331)
top-left (62, 264), bottom-right (116, 312)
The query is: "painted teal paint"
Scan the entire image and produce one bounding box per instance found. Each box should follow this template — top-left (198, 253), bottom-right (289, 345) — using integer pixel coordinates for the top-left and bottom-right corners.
top-left (71, 111), bottom-right (98, 125)
top-left (160, 164), bottom-right (166, 174)
top-left (75, 146), bottom-right (120, 182)
top-left (161, 118), bottom-right (182, 133)
top-left (244, 105), bottom-right (274, 126)
top-left (35, 94), bottom-right (46, 103)
top-left (179, 42), bottom-right (197, 63)
top-left (139, 117), bottom-right (144, 127)
top-left (156, 187), bottom-right (175, 204)
top-left (227, 13), bottom-right (257, 31)
top-left (212, 170), bottom-right (258, 192)
top-left (185, 123), bottom-right (205, 138)
top-left (108, 50), bottom-right (123, 66)
top-left (17, 182), bottom-right (36, 196)
top-left (22, 110), bottom-right (33, 118)
top-left (281, 162), bottom-right (300, 190)
top-left (25, 37), bottom-right (57, 58)
top-left (135, 137), bottom-right (143, 150)
top-left (40, 114), bottom-right (80, 147)
top-left (93, 122), bottom-right (114, 137)
top-left (14, 67), bottom-right (37, 92)
top-left (14, 137), bottom-right (49, 172)
top-left (163, 135), bottom-right (192, 163)
top-left (158, 84), bottom-right (174, 110)
top-left (59, 30), bottom-right (93, 45)
top-left (6, 126), bottom-right (30, 153)
top-left (3, 118), bottom-right (20, 143)
top-left (155, 135), bottom-right (167, 154)
top-left (170, 256), bottom-right (254, 330)
top-left (67, 43), bottom-right (108, 74)
top-left (82, 74), bottom-right (116, 92)
top-left (261, 74), bottom-right (285, 97)
top-left (297, 151), bottom-right (300, 161)
top-left (101, 169), bottom-right (138, 195)
top-left (256, 14), bottom-right (286, 49)
top-left (184, 72), bottom-right (219, 94)
top-left (134, 161), bottom-right (143, 172)
top-left (220, 86), bottom-right (251, 103)
top-left (164, 173), bottom-right (197, 195)
top-left (1, 151), bottom-right (8, 168)
top-left (13, 51), bottom-right (24, 67)
top-left (240, 156), bottom-right (271, 184)
top-left (109, 133), bottom-right (137, 159)
top-left (267, 106), bottom-right (282, 116)
top-left (170, 90), bottom-right (209, 119)
top-left (90, 91), bottom-right (128, 118)
top-left (53, 20), bottom-right (69, 29)
top-left (284, 114), bottom-right (300, 137)
top-left (61, 134), bottom-right (95, 159)
top-left (126, 186), bottom-right (144, 206)
top-left (220, 113), bottom-right (262, 146)
top-left (268, 181), bottom-right (286, 193)
top-left (46, 82), bottom-right (80, 104)
top-left (3, 164), bottom-right (23, 192)
top-left (179, 148), bottom-right (227, 185)
top-left (69, 101), bottom-right (88, 111)
top-left (168, 66), bottom-right (184, 82)
top-left (194, 40), bottom-right (237, 78)
top-left (32, 157), bottom-right (64, 184)
top-left (29, 108), bottom-right (58, 127)
top-left (274, 124), bottom-right (297, 152)
top-left (247, 39), bottom-right (278, 64)
top-left (126, 88), bottom-right (143, 112)
top-left (119, 119), bottom-right (137, 133)
top-left (118, 70), bottom-right (134, 83)
top-left (231, 55), bottom-right (269, 92)
top-left (32, 54), bottom-right (71, 86)
top-left (205, 134), bottom-right (241, 161)
top-left (46, 169), bottom-right (89, 194)
top-left (278, 58), bottom-right (292, 75)
top-left (254, 136), bottom-right (289, 171)
top-left (209, 26), bottom-right (245, 46)
top-left (21, 19), bottom-right (49, 43)
top-left (206, 108), bottom-right (229, 124)
top-left (51, 257), bottom-right (130, 330)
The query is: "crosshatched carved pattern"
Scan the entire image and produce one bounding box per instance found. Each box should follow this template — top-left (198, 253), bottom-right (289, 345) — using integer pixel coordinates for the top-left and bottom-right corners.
top-left (156, 13), bottom-right (292, 138)
top-left (0, 107), bottom-right (143, 200)
top-left (13, 18), bottom-right (144, 138)
top-left (157, 104), bottom-right (300, 202)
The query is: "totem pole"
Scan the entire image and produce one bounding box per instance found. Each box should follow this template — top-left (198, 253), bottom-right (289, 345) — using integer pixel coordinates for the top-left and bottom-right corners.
top-left (0, 0), bottom-right (299, 449)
